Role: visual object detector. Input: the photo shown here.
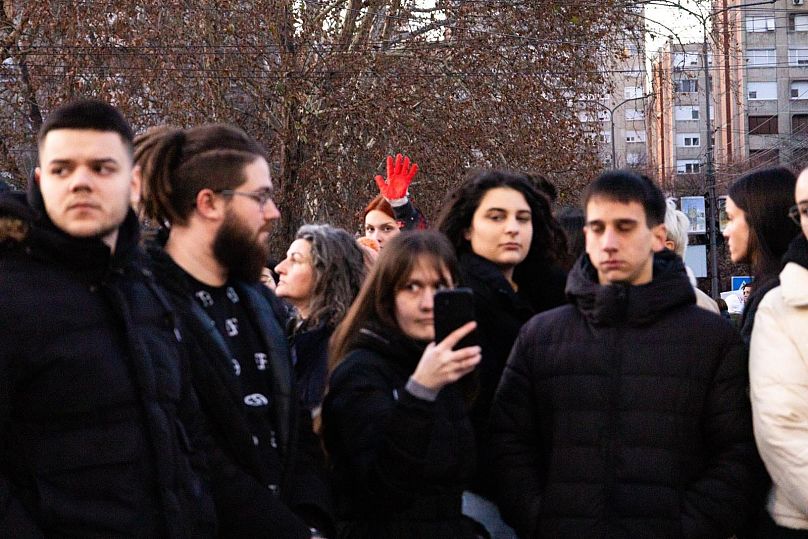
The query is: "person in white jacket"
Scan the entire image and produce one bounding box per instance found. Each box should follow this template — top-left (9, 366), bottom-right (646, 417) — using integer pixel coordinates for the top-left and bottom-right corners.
top-left (750, 168), bottom-right (808, 535)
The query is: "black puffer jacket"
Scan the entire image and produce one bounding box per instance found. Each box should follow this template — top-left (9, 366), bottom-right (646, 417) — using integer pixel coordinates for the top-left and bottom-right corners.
top-left (149, 246), bottom-right (334, 538)
top-left (0, 193), bottom-right (215, 537)
top-left (321, 327), bottom-right (477, 538)
top-left (458, 252), bottom-right (566, 495)
top-left (491, 250), bottom-right (764, 538)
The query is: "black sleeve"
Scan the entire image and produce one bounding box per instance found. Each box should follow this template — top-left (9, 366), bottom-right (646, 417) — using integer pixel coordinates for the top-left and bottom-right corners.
top-left (488, 329), bottom-right (546, 538)
top-left (392, 199), bottom-right (428, 231)
top-left (322, 357), bottom-right (439, 512)
top-left (680, 333), bottom-right (768, 537)
top-left (283, 406), bottom-right (335, 538)
top-left (0, 322), bottom-right (45, 536)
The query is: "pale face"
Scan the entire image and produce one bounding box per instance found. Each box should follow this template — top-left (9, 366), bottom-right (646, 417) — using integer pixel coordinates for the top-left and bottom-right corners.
top-left (463, 187), bottom-right (533, 278)
top-left (274, 238), bottom-right (316, 317)
top-left (722, 196), bottom-right (750, 264)
top-left (36, 129), bottom-right (139, 250)
top-left (364, 210), bottom-right (400, 249)
top-left (797, 170), bottom-right (808, 240)
top-left (394, 260), bottom-right (452, 342)
top-left (584, 197), bottom-right (666, 286)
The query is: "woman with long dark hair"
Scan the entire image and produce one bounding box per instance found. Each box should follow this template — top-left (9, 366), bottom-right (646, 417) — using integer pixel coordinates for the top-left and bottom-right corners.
top-left (322, 231), bottom-right (482, 538)
top-left (723, 166), bottom-right (800, 342)
top-left (436, 170), bottom-right (566, 498)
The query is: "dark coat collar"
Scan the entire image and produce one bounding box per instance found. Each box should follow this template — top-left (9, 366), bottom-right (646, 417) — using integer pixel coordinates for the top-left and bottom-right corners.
top-left (565, 249), bottom-right (695, 327)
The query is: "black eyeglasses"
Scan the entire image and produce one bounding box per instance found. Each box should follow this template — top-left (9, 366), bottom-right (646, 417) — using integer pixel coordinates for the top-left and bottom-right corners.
top-left (217, 189), bottom-right (274, 208)
top-left (788, 204), bottom-right (808, 226)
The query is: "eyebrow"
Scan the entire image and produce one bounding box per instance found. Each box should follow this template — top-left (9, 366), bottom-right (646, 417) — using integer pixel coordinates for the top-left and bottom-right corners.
top-left (47, 157), bottom-right (119, 166)
top-left (585, 218), bottom-right (638, 227)
top-left (484, 207), bottom-right (531, 213)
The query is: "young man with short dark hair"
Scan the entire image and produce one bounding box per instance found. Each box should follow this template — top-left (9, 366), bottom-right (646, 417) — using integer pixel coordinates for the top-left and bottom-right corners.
top-left (0, 100), bottom-right (216, 535)
top-left (491, 170), bottom-right (764, 537)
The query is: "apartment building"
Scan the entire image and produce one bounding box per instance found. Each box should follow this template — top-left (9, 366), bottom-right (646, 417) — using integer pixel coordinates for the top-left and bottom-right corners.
top-left (580, 33), bottom-right (649, 170)
top-left (649, 42), bottom-right (716, 190)
top-left (711, 0), bottom-right (808, 173)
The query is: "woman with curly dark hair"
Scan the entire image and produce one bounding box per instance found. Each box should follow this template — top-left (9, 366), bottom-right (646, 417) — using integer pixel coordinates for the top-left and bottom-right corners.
top-left (435, 169), bottom-right (567, 533)
top-left (275, 224), bottom-right (367, 415)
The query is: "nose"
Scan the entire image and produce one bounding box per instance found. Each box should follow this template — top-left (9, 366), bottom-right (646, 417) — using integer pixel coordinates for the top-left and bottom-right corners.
top-left (274, 258), bottom-right (287, 275)
top-left (263, 198), bottom-right (280, 221)
top-left (419, 288), bottom-right (435, 311)
top-left (68, 166), bottom-right (93, 192)
top-left (367, 229), bottom-right (380, 242)
top-left (601, 227), bottom-right (619, 252)
top-left (504, 216), bottom-right (519, 234)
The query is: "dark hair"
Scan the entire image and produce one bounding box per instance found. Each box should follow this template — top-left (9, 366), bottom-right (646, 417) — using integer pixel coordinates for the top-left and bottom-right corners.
top-left (294, 224), bottom-right (366, 329)
top-left (134, 124), bottom-right (268, 226)
top-left (435, 169), bottom-right (566, 273)
top-left (362, 194), bottom-right (395, 222)
top-left (329, 231), bottom-right (458, 369)
top-left (583, 170), bottom-right (666, 227)
top-left (728, 166), bottom-right (799, 280)
top-left (526, 172), bottom-right (558, 203)
top-left (741, 281), bottom-right (752, 291)
top-left (556, 206), bottom-right (585, 271)
top-left (38, 99), bottom-right (134, 156)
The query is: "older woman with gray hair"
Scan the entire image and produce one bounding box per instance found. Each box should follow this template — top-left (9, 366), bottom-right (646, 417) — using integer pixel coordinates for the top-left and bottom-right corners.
top-left (664, 199), bottom-right (720, 313)
top-left (275, 224), bottom-right (367, 415)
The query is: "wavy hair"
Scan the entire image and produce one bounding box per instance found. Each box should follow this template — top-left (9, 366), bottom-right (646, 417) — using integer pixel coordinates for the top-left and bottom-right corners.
top-left (435, 169), bottom-right (566, 279)
top-left (295, 224), bottom-right (366, 329)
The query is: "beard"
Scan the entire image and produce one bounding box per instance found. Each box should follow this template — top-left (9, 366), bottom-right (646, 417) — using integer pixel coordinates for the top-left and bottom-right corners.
top-left (212, 211), bottom-right (270, 283)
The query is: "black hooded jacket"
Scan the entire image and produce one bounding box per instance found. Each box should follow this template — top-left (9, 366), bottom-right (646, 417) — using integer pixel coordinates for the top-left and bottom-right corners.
top-left (491, 250), bottom-right (765, 538)
top-left (321, 327), bottom-right (477, 538)
top-left (0, 192), bottom-right (216, 537)
top-left (148, 246), bottom-right (334, 538)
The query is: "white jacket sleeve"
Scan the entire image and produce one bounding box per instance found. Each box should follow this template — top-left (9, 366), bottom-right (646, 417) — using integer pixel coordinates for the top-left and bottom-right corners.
top-left (749, 290), bottom-right (808, 518)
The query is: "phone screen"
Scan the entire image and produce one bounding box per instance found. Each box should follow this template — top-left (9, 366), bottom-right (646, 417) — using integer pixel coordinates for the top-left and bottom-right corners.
top-left (433, 288), bottom-right (477, 349)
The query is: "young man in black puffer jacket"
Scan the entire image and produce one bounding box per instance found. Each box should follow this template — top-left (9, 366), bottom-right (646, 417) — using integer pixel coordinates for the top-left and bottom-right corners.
top-left (491, 170), bottom-right (766, 538)
top-left (0, 100), bottom-right (217, 536)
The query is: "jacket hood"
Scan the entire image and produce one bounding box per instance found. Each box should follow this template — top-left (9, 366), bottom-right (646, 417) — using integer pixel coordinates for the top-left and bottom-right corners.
top-left (783, 234), bottom-right (808, 270)
top-left (0, 187), bottom-right (141, 276)
top-left (566, 249), bottom-right (695, 327)
top-left (352, 323), bottom-right (427, 373)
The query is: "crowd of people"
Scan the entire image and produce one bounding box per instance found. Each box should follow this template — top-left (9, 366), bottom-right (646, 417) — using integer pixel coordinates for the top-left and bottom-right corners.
top-left (0, 98), bottom-right (806, 538)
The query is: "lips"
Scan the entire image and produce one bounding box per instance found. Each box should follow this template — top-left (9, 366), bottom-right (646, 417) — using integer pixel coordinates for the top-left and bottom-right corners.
top-left (501, 242), bottom-right (521, 250)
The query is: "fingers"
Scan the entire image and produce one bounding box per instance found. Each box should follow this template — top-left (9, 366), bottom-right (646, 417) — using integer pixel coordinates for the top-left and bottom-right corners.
top-left (393, 153), bottom-right (403, 175)
top-left (437, 321), bottom-right (477, 350)
top-left (405, 162), bottom-right (419, 183)
top-left (386, 154), bottom-right (394, 178)
top-left (374, 174), bottom-right (387, 191)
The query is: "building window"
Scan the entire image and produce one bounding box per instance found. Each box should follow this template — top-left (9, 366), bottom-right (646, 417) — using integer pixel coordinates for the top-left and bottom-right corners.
top-left (748, 115), bottom-right (779, 135)
top-left (625, 108), bottom-right (645, 120)
top-left (674, 106), bottom-right (699, 121)
top-left (747, 49), bottom-right (777, 67)
top-left (674, 79), bottom-right (699, 92)
top-left (626, 153), bottom-right (642, 165)
top-left (748, 81), bottom-right (778, 100)
top-left (790, 13), bottom-right (808, 31)
top-left (749, 149), bottom-right (780, 167)
top-left (676, 160), bottom-right (701, 174)
top-left (624, 86), bottom-right (643, 99)
top-left (746, 15), bottom-right (775, 32)
top-left (791, 80), bottom-right (808, 99)
top-left (673, 52), bottom-right (700, 71)
top-left (790, 49), bottom-right (808, 66)
top-left (793, 114), bottom-right (808, 134)
top-left (625, 130), bottom-right (647, 143)
top-left (677, 133), bottom-right (701, 147)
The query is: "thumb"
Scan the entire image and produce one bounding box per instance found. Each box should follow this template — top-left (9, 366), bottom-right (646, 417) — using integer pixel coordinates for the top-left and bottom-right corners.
top-left (374, 174), bottom-right (387, 191)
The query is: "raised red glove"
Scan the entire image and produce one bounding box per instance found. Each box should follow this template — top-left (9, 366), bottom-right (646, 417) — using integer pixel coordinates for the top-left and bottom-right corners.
top-left (374, 153), bottom-right (419, 202)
